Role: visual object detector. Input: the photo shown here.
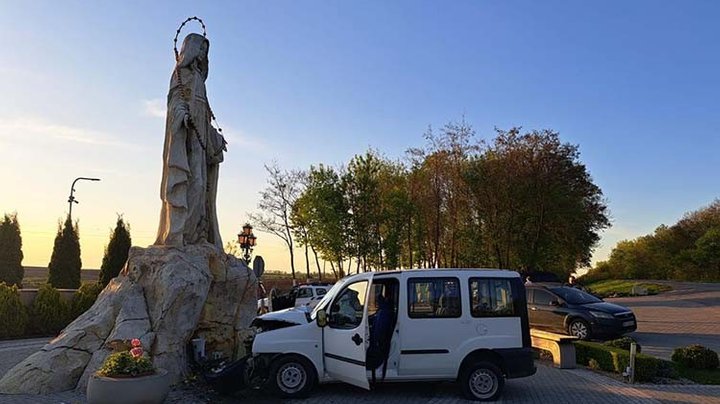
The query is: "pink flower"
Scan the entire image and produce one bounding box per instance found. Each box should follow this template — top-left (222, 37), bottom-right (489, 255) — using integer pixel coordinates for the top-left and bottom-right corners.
top-left (131, 339), bottom-right (142, 348)
top-left (130, 347), bottom-right (144, 358)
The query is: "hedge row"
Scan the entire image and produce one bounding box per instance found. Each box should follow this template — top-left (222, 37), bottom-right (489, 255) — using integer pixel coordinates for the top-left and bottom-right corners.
top-left (0, 282), bottom-right (103, 339)
top-left (604, 336), bottom-right (642, 353)
top-left (575, 340), bottom-right (660, 382)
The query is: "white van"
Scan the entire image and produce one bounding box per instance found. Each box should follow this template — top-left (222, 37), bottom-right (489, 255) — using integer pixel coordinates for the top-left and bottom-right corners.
top-left (245, 269), bottom-right (535, 401)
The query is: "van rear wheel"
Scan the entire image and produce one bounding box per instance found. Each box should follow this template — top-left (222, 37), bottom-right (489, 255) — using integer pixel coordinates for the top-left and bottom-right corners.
top-left (460, 361), bottom-right (504, 401)
top-left (268, 354), bottom-right (316, 398)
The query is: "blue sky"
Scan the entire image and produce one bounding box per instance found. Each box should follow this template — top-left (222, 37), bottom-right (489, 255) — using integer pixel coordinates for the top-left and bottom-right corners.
top-left (2, 1), bottom-right (719, 271)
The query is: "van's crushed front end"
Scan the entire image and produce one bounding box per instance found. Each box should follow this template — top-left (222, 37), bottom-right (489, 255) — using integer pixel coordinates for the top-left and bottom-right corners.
top-left (204, 307), bottom-right (313, 394)
top-left (250, 306), bottom-right (323, 365)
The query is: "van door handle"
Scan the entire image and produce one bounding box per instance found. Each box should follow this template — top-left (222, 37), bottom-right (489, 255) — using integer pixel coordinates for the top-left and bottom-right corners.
top-left (352, 333), bottom-right (363, 346)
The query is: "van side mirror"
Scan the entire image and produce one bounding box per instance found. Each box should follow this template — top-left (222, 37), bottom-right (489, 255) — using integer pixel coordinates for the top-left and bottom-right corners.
top-left (316, 309), bottom-right (327, 328)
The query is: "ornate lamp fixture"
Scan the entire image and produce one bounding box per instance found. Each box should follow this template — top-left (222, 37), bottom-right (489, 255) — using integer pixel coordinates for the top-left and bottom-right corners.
top-left (237, 223), bottom-right (257, 264)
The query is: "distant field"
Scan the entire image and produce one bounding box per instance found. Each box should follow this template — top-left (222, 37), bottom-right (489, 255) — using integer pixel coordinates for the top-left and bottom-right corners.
top-left (261, 272), bottom-right (338, 293)
top-left (22, 266), bottom-right (99, 287)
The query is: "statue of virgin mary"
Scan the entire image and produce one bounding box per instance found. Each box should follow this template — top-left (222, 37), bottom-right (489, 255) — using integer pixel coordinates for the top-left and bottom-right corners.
top-left (155, 33), bottom-right (226, 249)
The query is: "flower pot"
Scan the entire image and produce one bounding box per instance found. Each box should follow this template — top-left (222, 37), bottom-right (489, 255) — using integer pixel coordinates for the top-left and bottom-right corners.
top-left (87, 368), bottom-right (170, 404)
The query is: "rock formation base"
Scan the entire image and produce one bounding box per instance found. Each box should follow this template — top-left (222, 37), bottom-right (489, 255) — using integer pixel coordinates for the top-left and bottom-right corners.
top-left (0, 243), bottom-right (257, 394)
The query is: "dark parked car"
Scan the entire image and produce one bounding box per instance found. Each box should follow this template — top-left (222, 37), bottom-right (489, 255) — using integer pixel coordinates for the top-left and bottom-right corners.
top-left (525, 284), bottom-right (637, 340)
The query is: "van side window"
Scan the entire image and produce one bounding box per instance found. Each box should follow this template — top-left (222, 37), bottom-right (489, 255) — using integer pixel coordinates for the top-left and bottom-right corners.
top-left (407, 278), bottom-right (461, 318)
top-left (328, 281), bottom-right (368, 329)
top-left (469, 278), bottom-right (516, 317)
top-left (316, 288), bottom-right (327, 296)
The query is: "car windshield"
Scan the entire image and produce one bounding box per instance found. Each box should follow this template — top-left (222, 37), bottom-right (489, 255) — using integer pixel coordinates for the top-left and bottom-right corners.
top-left (310, 278), bottom-right (348, 320)
top-left (549, 287), bottom-right (602, 305)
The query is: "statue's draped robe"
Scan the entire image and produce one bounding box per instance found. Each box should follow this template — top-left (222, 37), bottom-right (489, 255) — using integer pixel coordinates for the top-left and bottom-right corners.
top-left (155, 34), bottom-right (223, 249)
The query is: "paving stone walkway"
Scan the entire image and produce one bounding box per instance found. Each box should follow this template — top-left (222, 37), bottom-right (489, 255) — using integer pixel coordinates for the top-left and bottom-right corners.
top-left (2, 358), bottom-right (719, 404)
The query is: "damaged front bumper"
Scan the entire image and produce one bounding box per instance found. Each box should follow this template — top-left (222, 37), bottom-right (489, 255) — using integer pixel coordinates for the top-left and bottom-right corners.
top-left (203, 354), bottom-right (252, 394)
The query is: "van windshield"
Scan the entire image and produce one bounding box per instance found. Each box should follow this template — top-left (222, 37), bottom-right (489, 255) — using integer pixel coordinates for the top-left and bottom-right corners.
top-left (310, 278), bottom-right (348, 320)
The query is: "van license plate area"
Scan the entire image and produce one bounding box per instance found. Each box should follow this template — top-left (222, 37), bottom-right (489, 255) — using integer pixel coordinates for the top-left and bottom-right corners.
top-left (622, 321), bottom-right (635, 327)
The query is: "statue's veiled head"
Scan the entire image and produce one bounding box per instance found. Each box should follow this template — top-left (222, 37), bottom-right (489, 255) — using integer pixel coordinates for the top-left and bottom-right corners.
top-left (177, 33), bottom-right (210, 78)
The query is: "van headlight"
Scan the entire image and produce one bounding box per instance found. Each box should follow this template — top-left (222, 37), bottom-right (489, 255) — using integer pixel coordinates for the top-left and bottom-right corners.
top-left (589, 311), bottom-right (614, 319)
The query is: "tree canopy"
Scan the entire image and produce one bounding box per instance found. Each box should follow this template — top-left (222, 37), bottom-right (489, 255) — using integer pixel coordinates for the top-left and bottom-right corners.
top-left (288, 123), bottom-right (609, 279)
top-left (0, 213), bottom-right (24, 287)
top-left (48, 216), bottom-right (82, 289)
top-left (249, 162), bottom-right (303, 279)
top-left (99, 215), bottom-right (132, 287)
top-left (588, 199), bottom-right (720, 282)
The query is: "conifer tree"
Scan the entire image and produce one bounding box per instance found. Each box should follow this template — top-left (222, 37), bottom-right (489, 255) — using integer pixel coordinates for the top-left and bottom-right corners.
top-left (48, 216), bottom-right (81, 289)
top-left (99, 216), bottom-right (131, 286)
top-left (0, 213), bottom-right (24, 287)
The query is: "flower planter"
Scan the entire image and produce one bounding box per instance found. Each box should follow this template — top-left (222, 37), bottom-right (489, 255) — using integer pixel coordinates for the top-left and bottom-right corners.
top-left (87, 368), bottom-right (170, 404)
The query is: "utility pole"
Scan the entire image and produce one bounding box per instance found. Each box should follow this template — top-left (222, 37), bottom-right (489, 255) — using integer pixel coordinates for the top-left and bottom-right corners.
top-left (68, 177), bottom-right (101, 221)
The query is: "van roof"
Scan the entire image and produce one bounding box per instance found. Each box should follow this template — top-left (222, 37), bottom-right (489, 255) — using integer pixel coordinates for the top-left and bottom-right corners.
top-left (347, 268), bottom-right (520, 279)
top-left (405, 268), bottom-right (519, 276)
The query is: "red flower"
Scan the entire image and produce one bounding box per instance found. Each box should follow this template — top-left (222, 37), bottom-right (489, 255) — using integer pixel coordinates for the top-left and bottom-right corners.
top-left (130, 347), bottom-right (144, 358)
top-left (131, 339), bottom-right (142, 348)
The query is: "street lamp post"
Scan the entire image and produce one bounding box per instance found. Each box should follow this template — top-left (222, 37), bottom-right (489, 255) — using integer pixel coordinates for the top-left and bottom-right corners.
top-left (68, 177), bottom-right (101, 221)
top-left (237, 223), bottom-right (257, 265)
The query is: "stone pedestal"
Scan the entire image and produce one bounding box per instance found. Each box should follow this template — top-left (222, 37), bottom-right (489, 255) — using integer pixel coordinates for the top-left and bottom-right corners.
top-left (0, 243), bottom-right (256, 394)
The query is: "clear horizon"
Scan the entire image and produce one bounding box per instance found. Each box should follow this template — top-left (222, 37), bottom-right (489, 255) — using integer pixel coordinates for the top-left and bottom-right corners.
top-left (2, 1), bottom-right (719, 273)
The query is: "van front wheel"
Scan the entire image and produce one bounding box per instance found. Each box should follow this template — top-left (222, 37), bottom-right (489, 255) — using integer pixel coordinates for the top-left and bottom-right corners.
top-left (460, 361), bottom-right (504, 401)
top-left (268, 354), bottom-right (316, 398)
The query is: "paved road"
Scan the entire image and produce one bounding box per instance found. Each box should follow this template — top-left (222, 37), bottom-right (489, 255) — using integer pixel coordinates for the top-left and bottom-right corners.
top-left (606, 281), bottom-right (720, 360)
top-left (0, 338), bottom-right (48, 381)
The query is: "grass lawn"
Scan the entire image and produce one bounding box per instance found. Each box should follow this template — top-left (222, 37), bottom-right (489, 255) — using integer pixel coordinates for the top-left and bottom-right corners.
top-left (586, 279), bottom-right (672, 298)
top-left (676, 366), bottom-right (720, 385)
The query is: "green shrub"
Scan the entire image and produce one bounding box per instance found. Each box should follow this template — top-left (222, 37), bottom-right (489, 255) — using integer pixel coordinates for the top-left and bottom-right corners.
top-left (672, 345), bottom-right (719, 370)
top-left (0, 283), bottom-right (28, 338)
top-left (29, 284), bottom-right (70, 336)
top-left (70, 282), bottom-right (103, 320)
top-left (576, 340), bottom-right (615, 371)
top-left (97, 351), bottom-right (154, 378)
top-left (612, 350), bottom-right (660, 382)
top-left (575, 341), bottom-right (660, 381)
top-left (656, 359), bottom-right (679, 379)
top-left (604, 336), bottom-right (642, 353)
